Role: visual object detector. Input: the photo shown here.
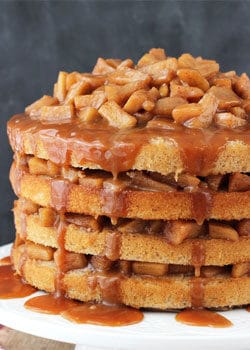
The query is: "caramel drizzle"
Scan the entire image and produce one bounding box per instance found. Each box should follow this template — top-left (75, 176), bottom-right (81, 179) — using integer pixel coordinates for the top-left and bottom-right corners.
top-left (101, 178), bottom-right (129, 220)
top-left (191, 241), bottom-right (206, 308)
top-left (51, 179), bottom-right (70, 297)
top-left (105, 231), bottom-right (122, 261)
top-left (87, 272), bottom-right (124, 305)
top-left (192, 190), bottom-right (213, 225)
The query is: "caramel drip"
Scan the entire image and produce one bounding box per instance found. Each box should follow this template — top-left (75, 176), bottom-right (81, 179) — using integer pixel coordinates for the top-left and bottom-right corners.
top-left (176, 309), bottom-right (232, 328)
top-left (87, 272), bottom-right (124, 305)
top-left (20, 212), bottom-right (27, 240)
top-left (192, 190), bottom-right (213, 225)
top-left (7, 114), bottom-right (250, 176)
top-left (191, 241), bottom-right (206, 308)
top-left (101, 179), bottom-right (128, 218)
top-left (105, 231), bottom-right (122, 261)
top-left (54, 214), bottom-right (67, 297)
top-left (9, 161), bottom-right (28, 197)
top-left (51, 179), bottom-right (70, 212)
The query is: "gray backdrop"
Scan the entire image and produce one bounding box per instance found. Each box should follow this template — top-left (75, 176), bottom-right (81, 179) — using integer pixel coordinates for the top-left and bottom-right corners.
top-left (1, 0), bottom-right (250, 245)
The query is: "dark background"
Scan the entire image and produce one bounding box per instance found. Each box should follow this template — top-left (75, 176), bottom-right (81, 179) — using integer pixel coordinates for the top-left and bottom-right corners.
top-left (1, 0), bottom-right (250, 245)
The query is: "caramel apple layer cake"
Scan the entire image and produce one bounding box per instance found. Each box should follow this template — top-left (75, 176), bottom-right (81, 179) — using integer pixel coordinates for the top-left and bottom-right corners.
top-left (7, 48), bottom-right (250, 310)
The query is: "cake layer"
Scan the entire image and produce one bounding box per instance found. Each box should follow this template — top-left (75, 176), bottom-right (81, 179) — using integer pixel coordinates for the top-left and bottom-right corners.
top-left (11, 163), bottom-right (250, 221)
top-left (12, 245), bottom-right (250, 309)
top-left (13, 202), bottom-right (250, 266)
top-left (7, 113), bottom-right (250, 176)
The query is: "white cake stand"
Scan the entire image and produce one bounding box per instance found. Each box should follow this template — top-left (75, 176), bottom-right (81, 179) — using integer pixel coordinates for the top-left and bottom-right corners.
top-left (1, 243), bottom-right (250, 350)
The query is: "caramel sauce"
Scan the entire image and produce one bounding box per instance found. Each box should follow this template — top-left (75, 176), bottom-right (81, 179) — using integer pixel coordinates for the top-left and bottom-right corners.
top-left (192, 190), bottom-right (213, 225)
top-left (105, 231), bottom-right (122, 261)
top-left (0, 265), bottom-right (36, 299)
top-left (176, 309), bottom-right (232, 328)
top-left (61, 303), bottom-right (144, 326)
top-left (51, 179), bottom-right (70, 212)
top-left (101, 179), bottom-right (128, 218)
top-left (191, 241), bottom-right (206, 308)
top-left (247, 306), bottom-right (250, 312)
top-left (54, 215), bottom-right (67, 297)
top-left (0, 256), bottom-right (11, 265)
top-left (87, 272), bottom-right (124, 304)
top-left (7, 114), bottom-right (250, 176)
top-left (24, 294), bottom-right (79, 314)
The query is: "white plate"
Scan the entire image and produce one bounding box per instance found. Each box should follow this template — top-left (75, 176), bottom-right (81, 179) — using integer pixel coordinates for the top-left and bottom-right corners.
top-left (0, 243), bottom-right (250, 350)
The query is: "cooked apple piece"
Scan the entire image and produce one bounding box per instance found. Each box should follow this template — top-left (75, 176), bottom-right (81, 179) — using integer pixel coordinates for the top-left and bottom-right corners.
top-left (139, 58), bottom-right (177, 85)
top-left (153, 96), bottom-right (186, 116)
top-left (105, 80), bottom-right (148, 105)
top-left (170, 79), bottom-right (204, 102)
top-left (163, 220), bottom-right (203, 245)
top-left (123, 87), bottom-right (159, 114)
top-left (132, 261), bottom-right (168, 276)
top-left (54, 71), bottom-right (68, 102)
top-left (78, 107), bottom-right (100, 123)
top-left (61, 167), bottom-right (79, 184)
top-left (54, 251), bottom-right (87, 272)
top-left (206, 174), bottom-right (224, 191)
top-left (119, 260), bottom-right (132, 275)
top-left (25, 95), bottom-right (58, 118)
top-left (108, 67), bottom-right (151, 85)
top-left (18, 198), bottom-right (39, 214)
top-left (47, 160), bottom-right (60, 176)
top-left (212, 77), bottom-right (232, 88)
top-left (38, 207), bottom-right (56, 227)
top-left (28, 157), bottom-right (48, 175)
top-left (40, 104), bottom-right (74, 121)
top-left (184, 92), bottom-right (219, 128)
top-left (172, 103), bottom-right (203, 124)
top-left (137, 53), bottom-right (159, 67)
top-left (234, 73), bottom-right (250, 99)
top-left (118, 219), bottom-right (146, 234)
top-left (26, 241), bottom-right (55, 261)
top-left (228, 173), bottom-right (250, 192)
top-left (66, 213), bottom-right (101, 232)
top-left (208, 86), bottom-right (241, 109)
top-left (201, 266), bottom-right (226, 278)
top-left (178, 53), bottom-right (219, 78)
top-left (232, 262), bottom-right (250, 278)
top-left (159, 83), bottom-right (169, 97)
top-left (209, 222), bottom-right (239, 241)
top-left (99, 101), bottom-right (137, 129)
top-left (80, 73), bottom-right (106, 90)
top-left (237, 219), bottom-right (250, 236)
top-left (127, 171), bottom-right (175, 192)
top-left (74, 91), bottom-right (106, 109)
top-left (215, 112), bottom-right (247, 128)
top-left (64, 81), bottom-right (90, 104)
top-left (79, 174), bottom-right (110, 189)
top-left (92, 57), bottom-right (116, 75)
top-left (66, 72), bottom-right (80, 90)
top-left (91, 255), bottom-right (113, 271)
top-left (230, 106), bottom-right (247, 119)
top-left (177, 68), bottom-right (209, 92)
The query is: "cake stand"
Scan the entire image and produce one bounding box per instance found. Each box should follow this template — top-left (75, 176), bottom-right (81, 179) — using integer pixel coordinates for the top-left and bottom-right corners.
top-left (1, 243), bottom-right (250, 350)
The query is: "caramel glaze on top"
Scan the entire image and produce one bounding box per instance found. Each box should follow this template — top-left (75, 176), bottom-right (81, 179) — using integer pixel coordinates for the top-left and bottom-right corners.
top-left (7, 113), bottom-right (250, 177)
